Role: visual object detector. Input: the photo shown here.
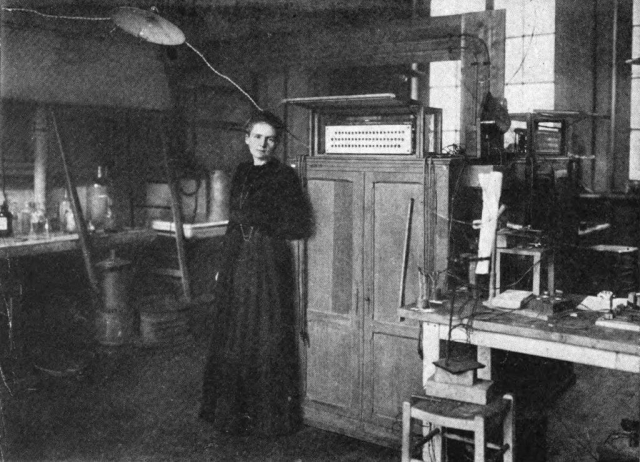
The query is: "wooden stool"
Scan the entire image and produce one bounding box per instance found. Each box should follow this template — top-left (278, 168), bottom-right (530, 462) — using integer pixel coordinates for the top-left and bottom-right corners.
top-left (492, 246), bottom-right (554, 297)
top-left (401, 394), bottom-right (515, 462)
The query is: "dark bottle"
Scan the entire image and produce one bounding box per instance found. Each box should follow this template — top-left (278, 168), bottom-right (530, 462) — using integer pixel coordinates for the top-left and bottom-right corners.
top-left (0, 201), bottom-right (13, 238)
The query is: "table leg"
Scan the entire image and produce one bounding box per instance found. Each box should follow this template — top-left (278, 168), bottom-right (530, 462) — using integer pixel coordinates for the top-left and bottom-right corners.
top-left (422, 322), bottom-right (441, 387)
top-left (532, 253), bottom-right (541, 295)
top-left (548, 252), bottom-right (555, 295)
top-left (494, 250), bottom-right (502, 297)
top-left (477, 346), bottom-right (492, 381)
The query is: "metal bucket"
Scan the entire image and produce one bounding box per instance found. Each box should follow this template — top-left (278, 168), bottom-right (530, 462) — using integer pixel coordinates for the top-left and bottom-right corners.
top-left (139, 296), bottom-right (191, 347)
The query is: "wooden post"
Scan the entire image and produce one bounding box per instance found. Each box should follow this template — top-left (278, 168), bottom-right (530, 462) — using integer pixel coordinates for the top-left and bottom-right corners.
top-left (50, 110), bottom-right (102, 309)
top-left (161, 127), bottom-right (191, 302)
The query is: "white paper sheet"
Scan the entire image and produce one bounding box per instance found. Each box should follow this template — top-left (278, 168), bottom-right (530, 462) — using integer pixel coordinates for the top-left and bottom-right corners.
top-left (475, 172), bottom-right (503, 274)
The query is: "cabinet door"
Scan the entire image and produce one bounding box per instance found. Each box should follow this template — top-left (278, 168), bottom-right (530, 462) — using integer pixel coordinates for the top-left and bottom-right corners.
top-left (303, 169), bottom-right (364, 422)
top-left (362, 171), bottom-right (424, 432)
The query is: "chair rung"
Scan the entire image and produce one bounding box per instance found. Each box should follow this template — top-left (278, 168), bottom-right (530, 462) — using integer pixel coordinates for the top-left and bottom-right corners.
top-left (488, 444), bottom-right (510, 462)
top-left (152, 268), bottom-right (183, 278)
top-left (442, 431), bottom-right (473, 445)
top-left (413, 427), bottom-right (440, 450)
top-left (442, 431), bottom-right (504, 451)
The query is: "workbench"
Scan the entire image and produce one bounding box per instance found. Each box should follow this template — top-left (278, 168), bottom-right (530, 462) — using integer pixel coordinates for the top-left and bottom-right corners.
top-left (399, 294), bottom-right (640, 460)
top-left (0, 228), bottom-right (156, 259)
top-left (400, 295), bottom-right (639, 384)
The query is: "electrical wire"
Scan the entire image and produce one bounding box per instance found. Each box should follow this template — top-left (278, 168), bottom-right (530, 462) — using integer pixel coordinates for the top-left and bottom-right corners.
top-left (2, 7), bottom-right (110, 21)
top-left (185, 42), bottom-right (262, 111)
top-left (1, 7), bottom-right (263, 112)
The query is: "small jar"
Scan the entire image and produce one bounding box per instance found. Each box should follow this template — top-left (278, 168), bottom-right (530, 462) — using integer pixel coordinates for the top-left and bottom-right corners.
top-left (29, 203), bottom-right (47, 239)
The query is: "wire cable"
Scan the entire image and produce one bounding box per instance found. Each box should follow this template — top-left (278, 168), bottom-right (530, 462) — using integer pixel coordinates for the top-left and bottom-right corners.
top-left (185, 42), bottom-right (262, 111)
top-left (2, 7), bottom-right (110, 21)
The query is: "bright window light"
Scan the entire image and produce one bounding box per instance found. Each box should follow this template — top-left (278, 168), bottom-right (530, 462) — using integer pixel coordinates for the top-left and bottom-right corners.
top-left (430, 0), bottom-right (486, 16)
top-left (429, 61), bottom-right (462, 150)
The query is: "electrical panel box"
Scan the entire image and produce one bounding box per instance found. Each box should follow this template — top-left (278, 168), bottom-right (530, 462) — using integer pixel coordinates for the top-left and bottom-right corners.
top-left (284, 93), bottom-right (442, 158)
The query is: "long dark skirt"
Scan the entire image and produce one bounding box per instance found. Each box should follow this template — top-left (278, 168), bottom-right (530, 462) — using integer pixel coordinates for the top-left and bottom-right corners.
top-left (200, 229), bottom-right (302, 437)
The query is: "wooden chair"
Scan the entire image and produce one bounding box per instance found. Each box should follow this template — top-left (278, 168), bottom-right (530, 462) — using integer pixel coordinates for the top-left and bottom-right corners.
top-left (401, 394), bottom-right (515, 462)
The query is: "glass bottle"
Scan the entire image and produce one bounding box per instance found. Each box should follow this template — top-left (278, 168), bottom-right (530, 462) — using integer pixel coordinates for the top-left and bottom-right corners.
top-left (29, 203), bottom-right (46, 239)
top-left (58, 189), bottom-right (76, 233)
top-left (19, 202), bottom-right (34, 236)
top-left (104, 197), bottom-right (116, 232)
top-left (0, 201), bottom-right (13, 238)
top-left (87, 166), bottom-right (111, 231)
top-left (9, 202), bottom-right (19, 234)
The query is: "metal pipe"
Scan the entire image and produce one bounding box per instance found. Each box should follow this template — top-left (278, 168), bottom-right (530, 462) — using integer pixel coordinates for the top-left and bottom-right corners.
top-left (398, 198), bottom-right (414, 308)
top-left (609, 0), bottom-right (619, 191)
top-left (33, 106), bottom-right (47, 209)
top-left (590, 0), bottom-right (600, 188)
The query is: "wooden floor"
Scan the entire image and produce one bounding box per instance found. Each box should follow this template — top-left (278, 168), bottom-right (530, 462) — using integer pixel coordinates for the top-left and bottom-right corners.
top-left (1, 306), bottom-right (637, 462)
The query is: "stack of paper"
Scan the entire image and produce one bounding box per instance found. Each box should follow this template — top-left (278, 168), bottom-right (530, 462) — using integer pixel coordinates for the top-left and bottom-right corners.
top-left (489, 290), bottom-right (535, 310)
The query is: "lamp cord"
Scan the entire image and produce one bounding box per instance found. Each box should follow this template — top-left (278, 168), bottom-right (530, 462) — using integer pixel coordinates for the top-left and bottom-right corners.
top-left (2, 7), bottom-right (110, 21)
top-left (185, 42), bottom-right (262, 111)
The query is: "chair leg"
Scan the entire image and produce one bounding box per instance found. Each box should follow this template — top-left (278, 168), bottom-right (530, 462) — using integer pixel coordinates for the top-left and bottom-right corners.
top-left (422, 426), bottom-right (446, 462)
top-left (474, 415), bottom-right (485, 462)
top-left (503, 394), bottom-right (516, 462)
top-left (402, 401), bottom-right (411, 462)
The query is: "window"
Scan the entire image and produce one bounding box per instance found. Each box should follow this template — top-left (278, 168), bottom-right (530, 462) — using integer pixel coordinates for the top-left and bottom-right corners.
top-left (497, 0), bottom-right (555, 113)
top-left (430, 1), bottom-right (556, 149)
top-left (429, 0), bottom-right (485, 17)
top-left (429, 61), bottom-right (462, 150)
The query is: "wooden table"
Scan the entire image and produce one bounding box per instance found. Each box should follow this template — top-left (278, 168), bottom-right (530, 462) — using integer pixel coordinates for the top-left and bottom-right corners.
top-left (399, 295), bottom-right (640, 459)
top-left (0, 228), bottom-right (156, 259)
top-left (399, 295), bottom-right (639, 383)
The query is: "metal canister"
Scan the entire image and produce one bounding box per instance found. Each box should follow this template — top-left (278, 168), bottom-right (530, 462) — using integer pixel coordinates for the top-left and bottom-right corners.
top-left (95, 251), bottom-right (133, 345)
top-left (208, 170), bottom-right (230, 222)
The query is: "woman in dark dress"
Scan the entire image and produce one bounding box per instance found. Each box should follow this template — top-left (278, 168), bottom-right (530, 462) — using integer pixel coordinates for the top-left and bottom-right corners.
top-left (200, 111), bottom-right (311, 437)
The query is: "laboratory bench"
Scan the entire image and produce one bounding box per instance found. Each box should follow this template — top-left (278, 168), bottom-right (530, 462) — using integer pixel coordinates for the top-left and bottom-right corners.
top-left (0, 228), bottom-right (157, 259)
top-left (399, 293), bottom-right (640, 461)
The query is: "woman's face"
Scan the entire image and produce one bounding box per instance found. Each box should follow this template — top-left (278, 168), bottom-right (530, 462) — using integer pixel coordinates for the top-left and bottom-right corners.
top-left (245, 122), bottom-right (278, 165)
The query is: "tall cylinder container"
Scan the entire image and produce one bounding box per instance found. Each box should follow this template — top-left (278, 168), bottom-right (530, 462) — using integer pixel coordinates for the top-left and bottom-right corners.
top-left (208, 170), bottom-right (230, 222)
top-left (95, 252), bottom-right (133, 346)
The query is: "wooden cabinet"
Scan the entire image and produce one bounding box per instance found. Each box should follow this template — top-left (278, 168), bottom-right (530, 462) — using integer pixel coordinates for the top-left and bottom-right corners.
top-left (301, 157), bottom-right (459, 445)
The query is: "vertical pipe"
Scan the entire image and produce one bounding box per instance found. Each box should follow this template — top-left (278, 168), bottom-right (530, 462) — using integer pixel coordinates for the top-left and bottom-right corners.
top-left (609, 0), bottom-right (619, 191)
top-left (410, 64), bottom-right (419, 100)
top-left (34, 105), bottom-right (47, 209)
top-left (590, 0), bottom-right (599, 189)
top-left (410, 0), bottom-right (420, 100)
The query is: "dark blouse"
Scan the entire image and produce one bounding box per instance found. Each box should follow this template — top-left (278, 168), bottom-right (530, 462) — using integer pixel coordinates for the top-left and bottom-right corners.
top-left (227, 158), bottom-right (312, 240)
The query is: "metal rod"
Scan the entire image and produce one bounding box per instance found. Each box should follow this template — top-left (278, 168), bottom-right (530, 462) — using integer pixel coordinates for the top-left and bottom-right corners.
top-left (161, 127), bottom-right (191, 302)
top-left (50, 109), bottom-right (102, 307)
top-left (297, 154), bottom-right (309, 347)
top-left (609, 0), bottom-right (619, 191)
top-left (399, 198), bottom-right (414, 308)
top-left (33, 106), bottom-right (47, 209)
top-left (445, 288), bottom-right (456, 364)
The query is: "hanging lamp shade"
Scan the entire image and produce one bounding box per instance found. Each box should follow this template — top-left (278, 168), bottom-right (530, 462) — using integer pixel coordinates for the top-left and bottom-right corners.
top-left (111, 7), bottom-right (185, 46)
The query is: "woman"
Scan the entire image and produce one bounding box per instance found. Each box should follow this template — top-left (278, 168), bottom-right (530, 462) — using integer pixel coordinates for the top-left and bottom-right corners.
top-left (200, 111), bottom-right (312, 437)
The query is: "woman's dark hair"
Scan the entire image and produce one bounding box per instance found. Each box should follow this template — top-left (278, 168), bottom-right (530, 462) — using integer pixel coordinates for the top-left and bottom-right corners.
top-left (243, 111), bottom-right (285, 139)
